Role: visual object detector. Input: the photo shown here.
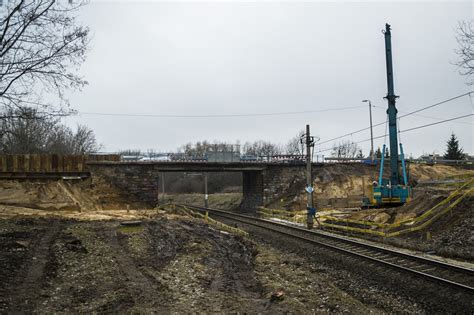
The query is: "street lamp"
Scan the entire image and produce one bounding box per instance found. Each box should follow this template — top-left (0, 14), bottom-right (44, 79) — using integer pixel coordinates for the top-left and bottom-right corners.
top-left (362, 99), bottom-right (374, 162)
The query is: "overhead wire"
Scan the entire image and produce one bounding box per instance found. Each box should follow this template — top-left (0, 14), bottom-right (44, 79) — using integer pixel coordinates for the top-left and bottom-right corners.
top-left (318, 91), bottom-right (473, 145)
top-left (315, 113), bottom-right (473, 153)
top-left (387, 109), bottom-right (474, 125)
top-left (397, 92), bottom-right (471, 119)
top-left (77, 105), bottom-right (366, 118)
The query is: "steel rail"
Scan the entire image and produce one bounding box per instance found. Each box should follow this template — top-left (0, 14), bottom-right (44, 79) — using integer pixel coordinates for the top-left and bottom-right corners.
top-left (183, 205), bottom-right (474, 294)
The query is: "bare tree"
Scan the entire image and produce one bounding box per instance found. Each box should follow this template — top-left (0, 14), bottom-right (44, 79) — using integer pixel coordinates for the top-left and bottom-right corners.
top-left (45, 123), bottom-right (74, 154)
top-left (454, 21), bottom-right (474, 85)
top-left (70, 124), bottom-right (100, 153)
top-left (0, 107), bottom-right (54, 153)
top-left (243, 140), bottom-right (282, 156)
top-left (179, 140), bottom-right (212, 155)
top-left (0, 106), bottom-right (100, 154)
top-left (0, 0), bottom-right (89, 115)
top-left (285, 130), bottom-right (305, 155)
top-left (331, 140), bottom-right (361, 159)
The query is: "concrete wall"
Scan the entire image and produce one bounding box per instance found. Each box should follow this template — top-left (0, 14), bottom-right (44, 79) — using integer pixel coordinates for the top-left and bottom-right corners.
top-left (241, 171), bottom-right (264, 210)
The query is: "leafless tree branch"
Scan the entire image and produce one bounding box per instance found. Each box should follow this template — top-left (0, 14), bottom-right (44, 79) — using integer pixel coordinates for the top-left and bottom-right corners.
top-left (0, 0), bottom-right (89, 117)
top-left (454, 20), bottom-right (474, 85)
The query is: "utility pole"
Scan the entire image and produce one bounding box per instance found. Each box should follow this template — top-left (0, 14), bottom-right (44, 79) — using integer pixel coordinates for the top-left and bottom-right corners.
top-left (362, 99), bottom-right (374, 161)
top-left (161, 173), bottom-right (165, 196)
top-left (305, 124), bottom-right (315, 229)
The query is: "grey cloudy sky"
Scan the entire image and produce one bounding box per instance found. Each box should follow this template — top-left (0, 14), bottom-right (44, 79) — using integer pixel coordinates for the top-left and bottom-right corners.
top-left (64, 0), bottom-right (473, 157)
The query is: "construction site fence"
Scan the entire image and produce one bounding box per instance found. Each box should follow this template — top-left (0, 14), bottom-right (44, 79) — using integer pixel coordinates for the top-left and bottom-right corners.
top-left (0, 154), bottom-right (120, 173)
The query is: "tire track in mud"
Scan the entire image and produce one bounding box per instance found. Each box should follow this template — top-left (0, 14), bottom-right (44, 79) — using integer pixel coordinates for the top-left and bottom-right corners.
top-left (208, 237), bottom-right (246, 293)
top-left (10, 222), bottom-right (65, 313)
top-left (205, 235), bottom-right (264, 311)
top-left (104, 230), bottom-right (163, 309)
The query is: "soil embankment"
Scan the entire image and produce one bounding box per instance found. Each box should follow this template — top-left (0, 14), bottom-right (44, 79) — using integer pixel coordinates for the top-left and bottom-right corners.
top-left (0, 178), bottom-right (145, 214)
top-left (267, 163), bottom-right (473, 210)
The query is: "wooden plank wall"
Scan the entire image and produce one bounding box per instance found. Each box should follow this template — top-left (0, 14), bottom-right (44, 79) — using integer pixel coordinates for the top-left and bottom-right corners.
top-left (0, 154), bottom-right (120, 173)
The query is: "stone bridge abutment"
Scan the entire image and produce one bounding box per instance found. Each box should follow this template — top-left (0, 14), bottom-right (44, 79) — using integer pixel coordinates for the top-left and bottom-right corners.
top-left (87, 162), bottom-right (311, 210)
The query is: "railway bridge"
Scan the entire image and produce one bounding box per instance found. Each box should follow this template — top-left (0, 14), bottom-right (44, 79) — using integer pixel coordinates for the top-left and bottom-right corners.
top-left (87, 161), bottom-right (313, 209)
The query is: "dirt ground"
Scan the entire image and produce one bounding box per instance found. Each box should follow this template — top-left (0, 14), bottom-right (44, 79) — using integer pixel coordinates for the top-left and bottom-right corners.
top-left (0, 211), bottom-right (383, 313)
top-left (158, 193), bottom-right (242, 210)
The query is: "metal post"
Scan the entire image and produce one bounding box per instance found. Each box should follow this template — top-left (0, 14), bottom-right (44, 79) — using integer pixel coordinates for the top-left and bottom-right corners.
top-left (369, 101), bottom-right (374, 161)
top-left (399, 143), bottom-right (408, 185)
top-left (161, 172), bottom-right (165, 195)
top-left (305, 124), bottom-right (315, 229)
top-left (362, 99), bottom-right (374, 161)
top-left (204, 172), bottom-right (209, 208)
top-left (379, 144), bottom-right (386, 187)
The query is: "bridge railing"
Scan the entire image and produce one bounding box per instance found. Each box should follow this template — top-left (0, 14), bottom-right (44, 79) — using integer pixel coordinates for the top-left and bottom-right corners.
top-left (324, 157), bottom-right (474, 165)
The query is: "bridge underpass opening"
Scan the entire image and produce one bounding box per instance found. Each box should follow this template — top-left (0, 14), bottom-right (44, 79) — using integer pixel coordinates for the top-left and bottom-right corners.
top-left (157, 170), bottom-right (263, 210)
top-left (86, 162), bottom-right (270, 210)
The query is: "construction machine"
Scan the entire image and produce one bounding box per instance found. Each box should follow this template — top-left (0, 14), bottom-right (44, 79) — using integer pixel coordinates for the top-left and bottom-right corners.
top-left (363, 24), bottom-right (412, 207)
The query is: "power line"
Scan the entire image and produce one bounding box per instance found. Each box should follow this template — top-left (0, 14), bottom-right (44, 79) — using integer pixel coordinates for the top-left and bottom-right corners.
top-left (318, 92), bottom-right (472, 145)
top-left (316, 113), bottom-right (473, 153)
top-left (400, 113), bottom-right (473, 133)
top-left (374, 107), bottom-right (474, 126)
top-left (398, 92), bottom-right (472, 119)
top-left (78, 105), bottom-right (366, 118)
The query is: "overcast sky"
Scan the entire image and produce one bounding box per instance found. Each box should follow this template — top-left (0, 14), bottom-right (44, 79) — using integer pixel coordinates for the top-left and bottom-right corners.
top-left (64, 0), bottom-right (473, 157)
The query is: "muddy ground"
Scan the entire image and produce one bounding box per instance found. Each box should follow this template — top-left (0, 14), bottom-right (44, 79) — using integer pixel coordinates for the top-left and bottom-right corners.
top-left (0, 213), bottom-right (391, 313)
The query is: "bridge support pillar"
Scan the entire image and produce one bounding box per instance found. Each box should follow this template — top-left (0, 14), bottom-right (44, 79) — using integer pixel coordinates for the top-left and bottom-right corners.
top-left (88, 164), bottom-right (160, 207)
top-left (241, 171), bottom-right (263, 210)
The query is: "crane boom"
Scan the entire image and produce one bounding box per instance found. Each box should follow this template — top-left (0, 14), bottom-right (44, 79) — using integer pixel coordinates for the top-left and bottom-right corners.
top-left (384, 23), bottom-right (400, 186)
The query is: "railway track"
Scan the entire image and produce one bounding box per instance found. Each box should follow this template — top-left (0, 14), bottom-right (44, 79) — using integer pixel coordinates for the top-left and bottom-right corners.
top-left (183, 205), bottom-right (474, 295)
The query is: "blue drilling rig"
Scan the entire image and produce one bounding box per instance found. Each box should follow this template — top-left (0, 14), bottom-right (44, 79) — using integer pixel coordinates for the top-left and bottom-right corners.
top-left (364, 24), bottom-right (412, 207)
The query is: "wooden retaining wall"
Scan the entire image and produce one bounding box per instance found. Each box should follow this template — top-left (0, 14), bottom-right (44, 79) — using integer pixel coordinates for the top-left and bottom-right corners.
top-left (0, 154), bottom-right (120, 173)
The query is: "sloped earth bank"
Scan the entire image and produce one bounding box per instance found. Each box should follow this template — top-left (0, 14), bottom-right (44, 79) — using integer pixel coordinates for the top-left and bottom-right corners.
top-left (386, 196), bottom-right (474, 260)
top-left (267, 163), bottom-right (474, 210)
top-left (0, 214), bottom-right (397, 313)
top-left (318, 184), bottom-right (474, 261)
top-left (0, 178), bottom-right (144, 212)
